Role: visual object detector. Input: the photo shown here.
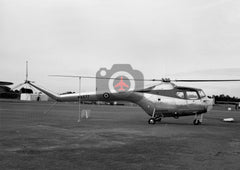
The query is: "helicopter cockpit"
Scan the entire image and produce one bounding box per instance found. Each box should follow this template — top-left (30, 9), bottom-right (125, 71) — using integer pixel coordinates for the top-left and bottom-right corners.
top-left (176, 87), bottom-right (206, 100)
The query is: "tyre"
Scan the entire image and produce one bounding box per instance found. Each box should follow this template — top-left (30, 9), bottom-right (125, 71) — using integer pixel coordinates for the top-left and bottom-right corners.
top-left (193, 119), bottom-right (200, 125)
top-left (148, 118), bottom-right (156, 125)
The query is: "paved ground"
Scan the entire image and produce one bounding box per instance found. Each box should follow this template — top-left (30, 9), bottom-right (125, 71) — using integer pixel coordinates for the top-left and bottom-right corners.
top-left (0, 101), bottom-right (240, 170)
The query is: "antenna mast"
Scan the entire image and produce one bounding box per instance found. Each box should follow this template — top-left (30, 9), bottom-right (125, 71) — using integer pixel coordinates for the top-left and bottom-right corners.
top-left (26, 61), bottom-right (28, 82)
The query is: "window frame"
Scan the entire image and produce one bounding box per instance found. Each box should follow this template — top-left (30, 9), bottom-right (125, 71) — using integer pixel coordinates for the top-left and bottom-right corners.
top-left (176, 91), bottom-right (185, 99)
top-left (198, 90), bottom-right (206, 98)
top-left (186, 90), bottom-right (199, 100)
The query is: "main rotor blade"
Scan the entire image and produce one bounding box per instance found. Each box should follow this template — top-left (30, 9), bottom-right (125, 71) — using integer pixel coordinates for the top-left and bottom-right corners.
top-left (175, 79), bottom-right (240, 82)
top-left (49, 75), bottom-right (163, 82)
top-left (49, 75), bottom-right (240, 82)
top-left (11, 83), bottom-right (25, 90)
top-left (0, 81), bottom-right (13, 86)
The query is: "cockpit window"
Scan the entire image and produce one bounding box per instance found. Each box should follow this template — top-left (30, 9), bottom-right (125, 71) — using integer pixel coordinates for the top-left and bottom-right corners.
top-left (198, 90), bottom-right (206, 98)
top-left (176, 91), bottom-right (185, 98)
top-left (186, 91), bottom-right (199, 100)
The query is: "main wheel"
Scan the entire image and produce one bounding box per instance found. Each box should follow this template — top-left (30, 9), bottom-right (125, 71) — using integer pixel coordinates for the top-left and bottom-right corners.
top-left (148, 118), bottom-right (156, 125)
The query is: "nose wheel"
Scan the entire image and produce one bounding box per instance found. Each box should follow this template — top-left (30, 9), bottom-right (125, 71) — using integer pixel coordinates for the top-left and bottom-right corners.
top-left (193, 114), bottom-right (203, 125)
top-left (193, 119), bottom-right (201, 125)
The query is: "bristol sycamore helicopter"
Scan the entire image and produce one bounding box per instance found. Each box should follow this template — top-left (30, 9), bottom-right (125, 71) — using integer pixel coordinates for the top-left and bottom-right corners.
top-left (20, 62), bottom-right (240, 125)
top-left (25, 70), bottom-right (240, 125)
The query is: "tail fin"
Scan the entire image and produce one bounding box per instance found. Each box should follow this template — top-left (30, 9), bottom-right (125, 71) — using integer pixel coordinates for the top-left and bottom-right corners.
top-left (27, 81), bottom-right (62, 101)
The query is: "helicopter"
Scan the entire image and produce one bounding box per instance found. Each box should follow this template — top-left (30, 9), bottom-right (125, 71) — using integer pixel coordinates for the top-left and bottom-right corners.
top-left (25, 76), bottom-right (240, 125)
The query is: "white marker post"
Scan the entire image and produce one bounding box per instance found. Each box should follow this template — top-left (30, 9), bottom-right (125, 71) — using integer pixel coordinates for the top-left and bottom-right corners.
top-left (78, 77), bottom-right (81, 122)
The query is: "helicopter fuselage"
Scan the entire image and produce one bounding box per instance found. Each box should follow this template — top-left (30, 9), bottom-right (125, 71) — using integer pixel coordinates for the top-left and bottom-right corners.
top-left (28, 82), bottom-right (214, 123)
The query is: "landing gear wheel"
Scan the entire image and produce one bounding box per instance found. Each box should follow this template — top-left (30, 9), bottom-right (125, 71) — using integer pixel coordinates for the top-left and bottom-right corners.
top-left (148, 118), bottom-right (156, 125)
top-left (193, 119), bottom-right (201, 125)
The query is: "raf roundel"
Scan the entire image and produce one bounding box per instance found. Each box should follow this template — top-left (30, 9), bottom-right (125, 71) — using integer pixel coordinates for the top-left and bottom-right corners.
top-left (103, 92), bottom-right (110, 99)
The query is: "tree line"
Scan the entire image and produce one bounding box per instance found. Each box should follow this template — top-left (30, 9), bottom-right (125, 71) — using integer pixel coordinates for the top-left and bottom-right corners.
top-left (213, 94), bottom-right (240, 102)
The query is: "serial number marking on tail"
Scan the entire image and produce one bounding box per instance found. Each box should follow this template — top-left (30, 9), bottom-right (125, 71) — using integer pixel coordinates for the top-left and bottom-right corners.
top-left (80, 95), bottom-right (90, 99)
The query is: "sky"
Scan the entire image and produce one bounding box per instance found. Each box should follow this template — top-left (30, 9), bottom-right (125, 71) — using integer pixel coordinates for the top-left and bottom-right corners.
top-left (1, 0), bottom-right (240, 96)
